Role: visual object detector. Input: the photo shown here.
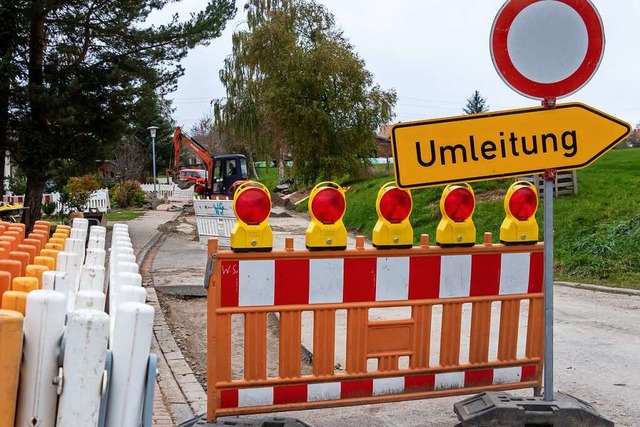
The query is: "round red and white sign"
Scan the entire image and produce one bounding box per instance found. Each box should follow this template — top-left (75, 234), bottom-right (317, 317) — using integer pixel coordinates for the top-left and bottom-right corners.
top-left (491, 0), bottom-right (605, 100)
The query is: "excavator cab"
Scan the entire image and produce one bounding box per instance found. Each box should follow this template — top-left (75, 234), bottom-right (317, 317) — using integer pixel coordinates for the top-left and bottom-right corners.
top-left (212, 154), bottom-right (248, 197)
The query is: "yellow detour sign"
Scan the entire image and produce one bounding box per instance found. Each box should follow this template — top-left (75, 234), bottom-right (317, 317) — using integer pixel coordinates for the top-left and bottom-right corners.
top-left (391, 102), bottom-right (631, 189)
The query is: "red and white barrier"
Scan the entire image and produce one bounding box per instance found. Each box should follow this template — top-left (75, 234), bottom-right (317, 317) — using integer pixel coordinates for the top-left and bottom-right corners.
top-left (56, 309), bottom-right (110, 427)
top-left (16, 290), bottom-right (66, 427)
top-left (105, 302), bottom-right (154, 427)
top-left (219, 252), bottom-right (544, 307)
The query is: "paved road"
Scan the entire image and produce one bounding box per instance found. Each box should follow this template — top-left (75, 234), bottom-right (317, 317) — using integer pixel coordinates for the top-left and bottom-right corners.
top-left (145, 207), bottom-right (640, 426)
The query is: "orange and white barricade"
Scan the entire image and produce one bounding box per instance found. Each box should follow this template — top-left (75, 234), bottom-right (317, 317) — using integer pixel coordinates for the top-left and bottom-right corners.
top-left (205, 236), bottom-right (544, 421)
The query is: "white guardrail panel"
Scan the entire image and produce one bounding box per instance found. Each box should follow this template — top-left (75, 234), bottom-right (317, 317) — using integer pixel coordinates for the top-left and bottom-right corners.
top-left (194, 199), bottom-right (236, 248)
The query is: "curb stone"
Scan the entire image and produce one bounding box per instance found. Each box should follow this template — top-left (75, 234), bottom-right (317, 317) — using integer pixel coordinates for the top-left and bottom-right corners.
top-left (555, 281), bottom-right (640, 296)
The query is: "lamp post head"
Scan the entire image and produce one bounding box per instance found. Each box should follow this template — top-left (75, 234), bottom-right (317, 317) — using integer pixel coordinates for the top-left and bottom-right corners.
top-left (147, 126), bottom-right (159, 138)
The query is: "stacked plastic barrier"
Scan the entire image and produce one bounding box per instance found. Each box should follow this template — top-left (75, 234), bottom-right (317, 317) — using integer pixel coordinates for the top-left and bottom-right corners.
top-left (0, 219), bottom-right (157, 427)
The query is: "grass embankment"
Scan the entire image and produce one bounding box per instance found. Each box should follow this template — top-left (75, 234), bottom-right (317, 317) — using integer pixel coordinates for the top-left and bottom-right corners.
top-left (260, 149), bottom-right (640, 289)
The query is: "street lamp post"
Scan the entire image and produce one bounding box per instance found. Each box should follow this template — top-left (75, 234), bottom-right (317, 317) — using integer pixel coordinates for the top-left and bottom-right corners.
top-left (147, 126), bottom-right (159, 194)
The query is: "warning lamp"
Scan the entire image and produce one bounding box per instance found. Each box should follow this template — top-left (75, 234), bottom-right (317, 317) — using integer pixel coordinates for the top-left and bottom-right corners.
top-left (230, 181), bottom-right (273, 252)
top-left (500, 181), bottom-right (539, 244)
top-left (372, 182), bottom-right (413, 249)
top-left (306, 182), bottom-right (347, 250)
top-left (436, 183), bottom-right (476, 247)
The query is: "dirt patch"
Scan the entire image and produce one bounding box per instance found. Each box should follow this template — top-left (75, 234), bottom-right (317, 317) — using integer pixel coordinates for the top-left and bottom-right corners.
top-left (157, 293), bottom-right (209, 387)
top-left (157, 293), bottom-right (313, 390)
top-left (475, 188), bottom-right (507, 202)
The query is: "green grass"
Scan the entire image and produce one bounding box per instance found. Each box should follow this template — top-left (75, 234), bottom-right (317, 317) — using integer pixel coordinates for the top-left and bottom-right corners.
top-left (278, 149), bottom-right (640, 289)
top-left (107, 209), bottom-right (147, 222)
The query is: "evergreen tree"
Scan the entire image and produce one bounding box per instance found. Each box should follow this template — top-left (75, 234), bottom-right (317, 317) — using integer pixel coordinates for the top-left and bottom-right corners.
top-left (463, 90), bottom-right (489, 115)
top-left (2, 0), bottom-right (236, 229)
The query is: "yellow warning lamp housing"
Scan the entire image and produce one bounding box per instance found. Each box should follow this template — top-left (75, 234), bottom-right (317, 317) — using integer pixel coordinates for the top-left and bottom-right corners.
top-left (305, 182), bottom-right (347, 250)
top-left (372, 182), bottom-right (413, 249)
top-left (500, 181), bottom-right (539, 245)
top-left (436, 183), bottom-right (476, 247)
top-left (230, 181), bottom-right (273, 252)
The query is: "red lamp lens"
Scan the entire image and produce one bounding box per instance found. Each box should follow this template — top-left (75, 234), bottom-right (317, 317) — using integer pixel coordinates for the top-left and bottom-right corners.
top-left (509, 186), bottom-right (537, 220)
top-left (379, 188), bottom-right (411, 223)
top-left (235, 188), bottom-right (271, 225)
top-left (311, 188), bottom-right (345, 224)
top-left (444, 187), bottom-right (474, 222)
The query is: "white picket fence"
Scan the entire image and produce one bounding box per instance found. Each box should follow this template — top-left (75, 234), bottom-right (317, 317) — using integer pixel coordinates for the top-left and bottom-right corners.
top-left (7, 219), bottom-right (156, 427)
top-left (140, 184), bottom-right (194, 202)
top-left (3, 189), bottom-right (111, 214)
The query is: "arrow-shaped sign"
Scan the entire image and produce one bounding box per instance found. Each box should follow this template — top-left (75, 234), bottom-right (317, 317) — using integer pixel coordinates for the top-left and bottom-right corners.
top-left (391, 103), bottom-right (631, 189)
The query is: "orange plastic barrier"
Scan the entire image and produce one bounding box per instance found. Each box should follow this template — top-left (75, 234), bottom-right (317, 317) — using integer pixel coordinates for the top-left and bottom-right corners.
top-left (27, 233), bottom-right (46, 249)
top-left (206, 236), bottom-right (544, 421)
top-left (16, 244), bottom-right (36, 264)
top-left (0, 309), bottom-right (23, 427)
top-left (1, 290), bottom-right (27, 315)
top-left (31, 229), bottom-right (49, 244)
top-left (34, 255), bottom-right (56, 271)
top-left (23, 238), bottom-right (42, 255)
top-left (51, 232), bottom-right (68, 240)
top-left (4, 231), bottom-right (23, 244)
top-left (0, 235), bottom-right (17, 251)
top-left (8, 251), bottom-right (29, 276)
top-left (0, 259), bottom-right (22, 282)
top-left (44, 242), bottom-right (63, 251)
top-left (12, 277), bottom-right (39, 293)
top-left (39, 249), bottom-right (59, 266)
top-left (34, 220), bottom-right (51, 235)
top-left (0, 271), bottom-right (10, 301)
top-left (26, 265), bottom-right (48, 289)
top-left (8, 223), bottom-right (26, 235)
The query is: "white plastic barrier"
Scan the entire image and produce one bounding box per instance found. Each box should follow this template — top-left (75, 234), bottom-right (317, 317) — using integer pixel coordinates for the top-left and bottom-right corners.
top-left (109, 272), bottom-right (143, 344)
top-left (140, 183), bottom-right (194, 202)
top-left (5, 189), bottom-right (112, 214)
top-left (56, 309), bottom-right (110, 427)
top-left (16, 290), bottom-right (66, 427)
top-left (75, 290), bottom-right (106, 311)
top-left (194, 199), bottom-right (236, 248)
top-left (85, 248), bottom-right (106, 267)
top-left (79, 265), bottom-right (106, 293)
top-left (105, 302), bottom-right (154, 427)
top-left (56, 252), bottom-right (81, 313)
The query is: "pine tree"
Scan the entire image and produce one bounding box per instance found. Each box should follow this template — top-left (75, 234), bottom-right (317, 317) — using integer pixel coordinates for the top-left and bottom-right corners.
top-left (463, 90), bottom-right (490, 115)
top-left (1, 0), bottom-right (236, 229)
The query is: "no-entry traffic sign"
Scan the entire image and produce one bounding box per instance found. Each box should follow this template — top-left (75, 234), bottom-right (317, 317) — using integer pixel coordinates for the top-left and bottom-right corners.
top-left (491, 0), bottom-right (604, 99)
top-left (390, 103), bottom-right (630, 189)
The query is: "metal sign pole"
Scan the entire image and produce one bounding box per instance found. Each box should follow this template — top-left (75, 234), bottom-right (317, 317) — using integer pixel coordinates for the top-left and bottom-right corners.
top-left (543, 173), bottom-right (554, 401)
top-left (541, 96), bottom-right (556, 402)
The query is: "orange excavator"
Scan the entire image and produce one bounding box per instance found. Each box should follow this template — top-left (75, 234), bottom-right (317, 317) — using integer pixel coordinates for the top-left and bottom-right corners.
top-left (169, 127), bottom-right (248, 198)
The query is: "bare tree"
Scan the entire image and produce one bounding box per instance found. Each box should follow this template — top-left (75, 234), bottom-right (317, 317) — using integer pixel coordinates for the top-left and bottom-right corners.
top-left (112, 138), bottom-right (147, 183)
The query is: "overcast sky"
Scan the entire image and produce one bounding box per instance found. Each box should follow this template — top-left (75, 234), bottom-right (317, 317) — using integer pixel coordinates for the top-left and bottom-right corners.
top-left (152, 0), bottom-right (639, 132)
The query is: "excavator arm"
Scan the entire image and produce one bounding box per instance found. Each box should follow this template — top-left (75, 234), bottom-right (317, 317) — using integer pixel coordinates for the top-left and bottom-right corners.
top-left (170, 127), bottom-right (215, 193)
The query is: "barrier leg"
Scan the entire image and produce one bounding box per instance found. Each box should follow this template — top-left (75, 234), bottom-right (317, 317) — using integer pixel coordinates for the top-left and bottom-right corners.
top-left (141, 354), bottom-right (158, 427)
top-left (16, 290), bottom-right (66, 427)
top-left (56, 309), bottom-right (110, 427)
top-left (105, 302), bottom-right (154, 427)
top-left (97, 350), bottom-right (113, 427)
top-left (0, 309), bottom-right (23, 427)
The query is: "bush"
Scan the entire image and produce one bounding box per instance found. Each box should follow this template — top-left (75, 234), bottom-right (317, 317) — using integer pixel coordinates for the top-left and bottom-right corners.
top-left (112, 180), bottom-right (146, 208)
top-left (63, 175), bottom-right (100, 211)
top-left (42, 200), bottom-right (57, 216)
